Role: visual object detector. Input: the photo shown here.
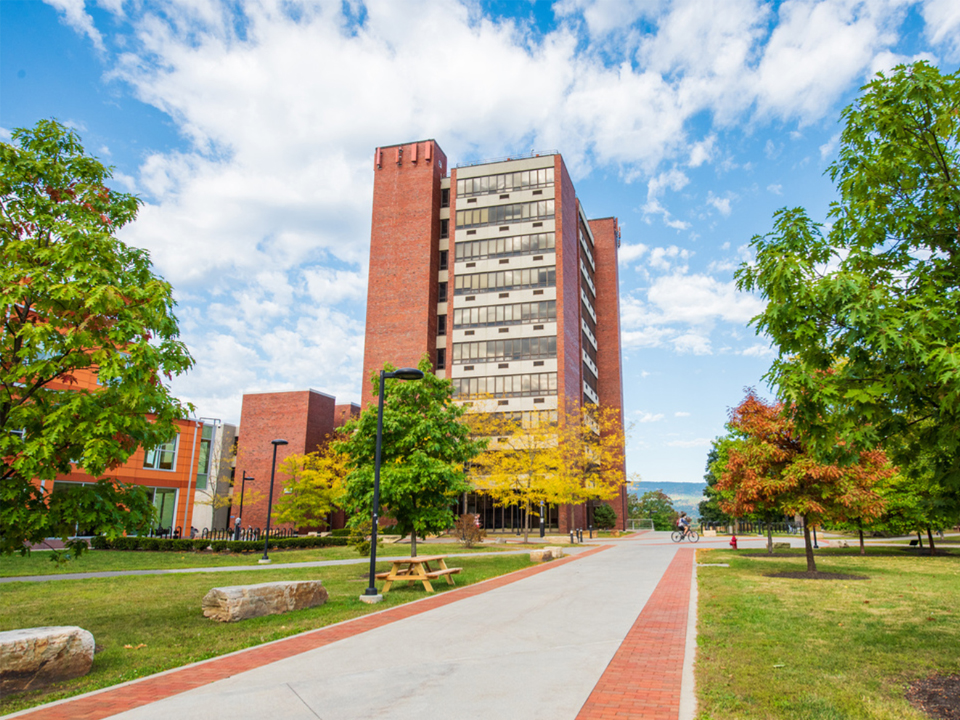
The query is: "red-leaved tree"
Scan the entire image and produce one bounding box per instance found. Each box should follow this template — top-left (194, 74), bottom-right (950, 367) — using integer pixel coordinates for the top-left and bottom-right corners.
top-left (717, 390), bottom-right (892, 572)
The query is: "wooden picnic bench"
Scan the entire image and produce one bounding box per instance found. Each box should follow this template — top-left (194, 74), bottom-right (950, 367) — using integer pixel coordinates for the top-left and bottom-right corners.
top-left (374, 554), bottom-right (461, 593)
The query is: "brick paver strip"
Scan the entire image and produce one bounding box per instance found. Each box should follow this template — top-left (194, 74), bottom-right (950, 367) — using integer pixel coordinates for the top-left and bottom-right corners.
top-left (576, 547), bottom-right (694, 720)
top-left (14, 544), bottom-right (612, 720)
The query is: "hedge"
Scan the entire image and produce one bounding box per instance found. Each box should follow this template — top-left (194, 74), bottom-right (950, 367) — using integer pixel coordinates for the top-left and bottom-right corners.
top-left (90, 535), bottom-right (351, 553)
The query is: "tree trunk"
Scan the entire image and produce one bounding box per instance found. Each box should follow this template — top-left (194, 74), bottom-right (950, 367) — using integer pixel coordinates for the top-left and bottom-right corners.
top-left (917, 531), bottom-right (923, 549)
top-left (858, 525), bottom-right (865, 556)
top-left (411, 532), bottom-right (417, 557)
top-left (802, 516), bottom-right (817, 572)
top-left (523, 499), bottom-right (530, 544)
top-left (927, 526), bottom-right (937, 553)
top-left (766, 520), bottom-right (774, 554)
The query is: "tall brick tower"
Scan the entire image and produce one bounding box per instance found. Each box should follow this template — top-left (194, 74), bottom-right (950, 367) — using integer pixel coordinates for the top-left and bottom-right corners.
top-left (361, 140), bottom-right (448, 407)
top-left (361, 142), bottom-right (627, 530)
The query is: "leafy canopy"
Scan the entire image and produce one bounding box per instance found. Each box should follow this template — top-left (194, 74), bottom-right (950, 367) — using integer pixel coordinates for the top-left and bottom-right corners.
top-left (272, 448), bottom-right (347, 529)
top-left (1, 119), bottom-right (194, 558)
top-left (337, 356), bottom-right (484, 556)
top-left (717, 390), bottom-right (892, 570)
top-left (735, 62), bottom-right (960, 492)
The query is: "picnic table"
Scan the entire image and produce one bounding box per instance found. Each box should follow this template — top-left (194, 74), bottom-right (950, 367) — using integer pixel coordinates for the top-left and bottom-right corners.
top-left (375, 554), bottom-right (461, 593)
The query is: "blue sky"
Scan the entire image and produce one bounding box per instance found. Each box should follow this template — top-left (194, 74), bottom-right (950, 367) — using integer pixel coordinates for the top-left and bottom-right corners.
top-left (2, 0), bottom-right (958, 486)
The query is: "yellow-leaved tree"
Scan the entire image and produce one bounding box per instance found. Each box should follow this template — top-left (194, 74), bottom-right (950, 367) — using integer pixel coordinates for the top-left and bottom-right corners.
top-left (272, 445), bottom-right (348, 531)
top-left (467, 402), bottom-right (627, 541)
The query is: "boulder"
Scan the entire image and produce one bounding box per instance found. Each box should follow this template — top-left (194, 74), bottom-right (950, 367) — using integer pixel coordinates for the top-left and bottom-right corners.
top-left (0, 626), bottom-right (95, 694)
top-left (202, 580), bottom-right (328, 623)
top-left (544, 546), bottom-right (566, 558)
top-left (529, 549), bottom-right (555, 562)
top-left (773, 542), bottom-right (791, 550)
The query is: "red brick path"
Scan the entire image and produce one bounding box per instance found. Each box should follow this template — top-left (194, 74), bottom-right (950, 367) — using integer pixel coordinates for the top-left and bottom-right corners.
top-left (576, 548), bottom-right (694, 720)
top-left (15, 545), bottom-right (612, 720)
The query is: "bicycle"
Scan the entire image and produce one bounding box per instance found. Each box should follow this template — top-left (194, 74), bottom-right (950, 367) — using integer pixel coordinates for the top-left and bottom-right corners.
top-left (671, 529), bottom-right (699, 543)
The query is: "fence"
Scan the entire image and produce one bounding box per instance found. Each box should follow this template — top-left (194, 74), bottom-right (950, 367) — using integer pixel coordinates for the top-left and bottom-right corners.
top-left (699, 521), bottom-right (802, 535)
top-left (142, 526), bottom-right (298, 542)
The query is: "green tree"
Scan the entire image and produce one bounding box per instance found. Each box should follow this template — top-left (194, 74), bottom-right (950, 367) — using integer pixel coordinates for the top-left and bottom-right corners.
top-left (632, 490), bottom-right (677, 531)
top-left (1, 120), bottom-right (194, 560)
top-left (592, 503), bottom-right (617, 529)
top-left (338, 356), bottom-right (485, 556)
top-left (735, 62), bottom-right (960, 499)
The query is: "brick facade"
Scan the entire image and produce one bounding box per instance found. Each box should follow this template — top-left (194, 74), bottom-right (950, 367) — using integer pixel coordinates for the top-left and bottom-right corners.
top-left (235, 390), bottom-right (336, 531)
top-left (361, 141), bottom-right (447, 408)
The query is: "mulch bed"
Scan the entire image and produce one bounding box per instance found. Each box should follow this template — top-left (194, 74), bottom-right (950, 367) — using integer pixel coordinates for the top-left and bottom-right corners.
top-left (907, 674), bottom-right (960, 720)
top-left (764, 571), bottom-right (869, 580)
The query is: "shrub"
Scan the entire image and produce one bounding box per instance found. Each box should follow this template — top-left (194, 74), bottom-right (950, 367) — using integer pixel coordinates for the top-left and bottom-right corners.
top-left (454, 514), bottom-right (486, 548)
top-left (593, 504), bottom-right (618, 530)
top-left (90, 535), bottom-right (109, 550)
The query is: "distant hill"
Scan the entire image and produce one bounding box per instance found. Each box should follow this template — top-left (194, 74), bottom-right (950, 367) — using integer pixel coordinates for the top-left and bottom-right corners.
top-left (629, 481), bottom-right (707, 519)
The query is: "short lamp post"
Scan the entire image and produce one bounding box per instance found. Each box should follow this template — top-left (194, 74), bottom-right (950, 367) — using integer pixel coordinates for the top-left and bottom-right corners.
top-left (361, 367), bottom-right (424, 603)
top-left (235, 471), bottom-right (252, 541)
top-left (539, 500), bottom-right (545, 538)
top-left (259, 440), bottom-right (288, 564)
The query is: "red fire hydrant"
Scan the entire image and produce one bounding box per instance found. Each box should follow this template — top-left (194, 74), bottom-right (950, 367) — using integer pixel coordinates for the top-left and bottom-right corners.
top-left (729, 534), bottom-right (738, 550)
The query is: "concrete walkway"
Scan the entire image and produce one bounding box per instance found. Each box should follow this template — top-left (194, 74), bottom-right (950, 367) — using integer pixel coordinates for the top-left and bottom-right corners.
top-left (6, 532), bottom-right (777, 720)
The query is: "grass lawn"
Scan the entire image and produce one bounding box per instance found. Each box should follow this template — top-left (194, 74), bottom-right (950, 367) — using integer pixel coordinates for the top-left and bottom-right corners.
top-left (0, 553), bottom-right (534, 714)
top-left (695, 547), bottom-right (960, 720)
top-left (0, 541), bottom-right (550, 577)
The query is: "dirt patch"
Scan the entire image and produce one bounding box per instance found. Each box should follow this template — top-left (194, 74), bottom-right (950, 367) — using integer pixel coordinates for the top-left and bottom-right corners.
top-left (764, 571), bottom-right (869, 580)
top-left (906, 674), bottom-right (960, 720)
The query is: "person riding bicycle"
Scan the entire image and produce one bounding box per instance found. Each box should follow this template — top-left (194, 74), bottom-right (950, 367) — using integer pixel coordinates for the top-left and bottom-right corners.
top-left (677, 513), bottom-right (691, 539)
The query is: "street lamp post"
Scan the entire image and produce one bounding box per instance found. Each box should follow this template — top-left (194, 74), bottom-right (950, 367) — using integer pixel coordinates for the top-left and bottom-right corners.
top-left (540, 500), bottom-right (545, 539)
top-left (235, 471), bottom-right (252, 541)
top-left (361, 367), bottom-right (424, 603)
top-left (259, 440), bottom-right (288, 564)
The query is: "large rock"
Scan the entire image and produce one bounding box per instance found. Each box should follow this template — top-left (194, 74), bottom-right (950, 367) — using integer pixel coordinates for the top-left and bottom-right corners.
top-left (202, 580), bottom-right (328, 622)
top-left (0, 626), bottom-right (95, 694)
top-left (544, 546), bottom-right (566, 558)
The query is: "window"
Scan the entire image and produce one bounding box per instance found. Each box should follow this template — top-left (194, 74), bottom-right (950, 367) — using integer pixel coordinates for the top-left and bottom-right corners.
top-left (437, 348), bottom-right (446, 370)
top-left (453, 300), bottom-right (557, 328)
top-left (144, 435), bottom-right (179, 471)
top-left (440, 218), bottom-right (449, 239)
top-left (455, 232), bottom-right (555, 262)
top-left (456, 200), bottom-right (555, 229)
top-left (456, 167), bottom-right (555, 197)
top-left (453, 267), bottom-right (556, 295)
top-left (195, 424), bottom-right (213, 490)
top-left (441, 187), bottom-right (450, 208)
top-left (438, 282), bottom-right (448, 303)
top-left (454, 372), bottom-right (558, 398)
top-left (452, 336), bottom-right (557, 364)
top-left (437, 314), bottom-right (447, 335)
top-left (439, 250), bottom-right (448, 271)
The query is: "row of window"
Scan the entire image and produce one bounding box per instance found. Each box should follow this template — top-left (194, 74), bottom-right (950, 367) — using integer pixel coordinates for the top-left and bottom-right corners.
top-left (454, 268), bottom-right (555, 295)
top-left (453, 300), bottom-right (556, 328)
top-left (141, 428), bottom-right (213, 490)
top-left (465, 409), bottom-right (559, 430)
top-left (453, 336), bottom-right (556, 364)
top-left (456, 167), bottom-right (555, 197)
top-left (456, 199), bottom-right (555, 229)
top-left (455, 232), bottom-right (555, 261)
top-left (454, 372), bottom-right (558, 398)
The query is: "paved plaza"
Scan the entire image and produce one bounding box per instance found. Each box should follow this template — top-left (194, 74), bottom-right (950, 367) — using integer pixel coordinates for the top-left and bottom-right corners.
top-left (8, 532), bottom-right (782, 720)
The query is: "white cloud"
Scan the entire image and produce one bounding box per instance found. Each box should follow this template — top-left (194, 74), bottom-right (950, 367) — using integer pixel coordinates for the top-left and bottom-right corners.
top-left (618, 242), bottom-right (649, 265)
top-left (674, 411), bottom-right (691, 417)
top-left (923, 0), bottom-right (960, 58)
top-left (635, 411), bottom-right (666, 423)
top-left (706, 192), bottom-right (733, 216)
top-left (741, 343), bottom-right (776, 357)
top-left (666, 438), bottom-right (713, 447)
top-left (620, 272), bottom-right (765, 353)
top-left (648, 245), bottom-right (693, 271)
top-left (767, 183), bottom-right (783, 195)
top-left (44, 0), bottom-right (105, 51)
